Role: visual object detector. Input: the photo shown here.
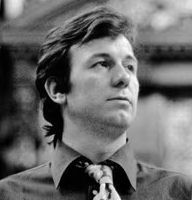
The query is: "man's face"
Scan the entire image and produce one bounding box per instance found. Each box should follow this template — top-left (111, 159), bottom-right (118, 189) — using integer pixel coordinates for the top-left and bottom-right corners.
top-left (64, 34), bottom-right (139, 135)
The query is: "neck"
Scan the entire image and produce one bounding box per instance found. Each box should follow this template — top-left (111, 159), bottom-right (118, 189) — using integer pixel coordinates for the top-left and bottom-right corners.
top-left (62, 115), bottom-right (127, 163)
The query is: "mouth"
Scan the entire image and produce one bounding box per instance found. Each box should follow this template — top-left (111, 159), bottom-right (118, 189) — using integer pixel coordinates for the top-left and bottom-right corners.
top-left (107, 97), bottom-right (132, 104)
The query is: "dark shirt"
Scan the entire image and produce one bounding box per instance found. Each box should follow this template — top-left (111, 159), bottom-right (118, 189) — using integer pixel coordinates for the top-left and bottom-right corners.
top-left (0, 141), bottom-right (192, 200)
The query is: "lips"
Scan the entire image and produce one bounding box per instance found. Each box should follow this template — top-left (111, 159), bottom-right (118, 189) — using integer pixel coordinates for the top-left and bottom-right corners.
top-left (107, 96), bottom-right (132, 105)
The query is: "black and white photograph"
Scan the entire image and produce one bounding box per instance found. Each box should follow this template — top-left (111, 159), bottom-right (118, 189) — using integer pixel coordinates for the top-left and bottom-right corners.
top-left (1, 0), bottom-right (192, 199)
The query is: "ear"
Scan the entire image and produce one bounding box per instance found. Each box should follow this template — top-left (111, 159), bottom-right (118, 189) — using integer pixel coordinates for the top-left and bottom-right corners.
top-left (44, 77), bottom-right (66, 105)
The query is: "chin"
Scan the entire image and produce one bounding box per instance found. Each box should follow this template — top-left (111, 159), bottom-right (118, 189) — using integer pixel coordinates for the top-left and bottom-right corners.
top-left (115, 114), bottom-right (134, 127)
top-left (107, 117), bottom-right (132, 131)
top-left (116, 121), bottom-right (131, 130)
top-left (98, 112), bottom-right (134, 130)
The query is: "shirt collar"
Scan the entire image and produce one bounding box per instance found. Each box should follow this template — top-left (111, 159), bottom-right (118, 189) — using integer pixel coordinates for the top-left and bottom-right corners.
top-left (108, 141), bottom-right (137, 190)
top-left (51, 140), bottom-right (137, 190)
top-left (51, 141), bottom-right (81, 188)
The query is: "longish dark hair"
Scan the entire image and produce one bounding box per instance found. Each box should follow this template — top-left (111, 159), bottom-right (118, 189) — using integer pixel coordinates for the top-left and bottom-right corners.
top-left (35, 7), bottom-right (136, 147)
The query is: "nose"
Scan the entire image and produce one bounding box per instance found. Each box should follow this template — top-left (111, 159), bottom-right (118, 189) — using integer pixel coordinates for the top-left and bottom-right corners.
top-left (111, 64), bottom-right (130, 88)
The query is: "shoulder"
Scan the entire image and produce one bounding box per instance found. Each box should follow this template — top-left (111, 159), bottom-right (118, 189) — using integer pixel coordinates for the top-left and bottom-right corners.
top-left (0, 162), bottom-right (52, 200)
top-left (136, 160), bottom-right (192, 195)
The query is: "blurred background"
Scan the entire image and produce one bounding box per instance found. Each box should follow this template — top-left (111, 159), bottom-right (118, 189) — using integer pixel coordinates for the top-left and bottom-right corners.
top-left (1, 0), bottom-right (192, 179)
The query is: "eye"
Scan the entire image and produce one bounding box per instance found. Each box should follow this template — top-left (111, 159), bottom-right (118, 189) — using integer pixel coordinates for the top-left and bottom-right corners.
top-left (125, 64), bottom-right (134, 72)
top-left (93, 61), bottom-right (110, 69)
top-left (123, 58), bottom-right (137, 73)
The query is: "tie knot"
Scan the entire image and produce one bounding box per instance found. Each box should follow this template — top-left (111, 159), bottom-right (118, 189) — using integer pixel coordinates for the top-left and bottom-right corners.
top-left (85, 164), bottom-right (113, 185)
top-left (85, 164), bottom-right (121, 200)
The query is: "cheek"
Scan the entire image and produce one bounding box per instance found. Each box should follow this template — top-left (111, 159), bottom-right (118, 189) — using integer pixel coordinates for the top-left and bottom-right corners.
top-left (131, 78), bottom-right (139, 97)
top-left (72, 75), bottom-right (103, 98)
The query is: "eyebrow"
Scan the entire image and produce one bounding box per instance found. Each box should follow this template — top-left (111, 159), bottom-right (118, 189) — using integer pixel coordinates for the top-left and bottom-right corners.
top-left (89, 53), bottom-right (138, 63)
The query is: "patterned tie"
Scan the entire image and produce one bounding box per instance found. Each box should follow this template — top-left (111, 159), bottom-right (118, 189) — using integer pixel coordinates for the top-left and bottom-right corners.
top-left (85, 164), bottom-right (121, 200)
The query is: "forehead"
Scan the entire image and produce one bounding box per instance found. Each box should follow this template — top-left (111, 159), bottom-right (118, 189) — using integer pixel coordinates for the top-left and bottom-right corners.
top-left (69, 35), bottom-right (136, 65)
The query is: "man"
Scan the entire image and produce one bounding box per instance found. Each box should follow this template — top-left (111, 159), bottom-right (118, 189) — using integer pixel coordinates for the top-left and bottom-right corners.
top-left (0, 7), bottom-right (192, 200)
